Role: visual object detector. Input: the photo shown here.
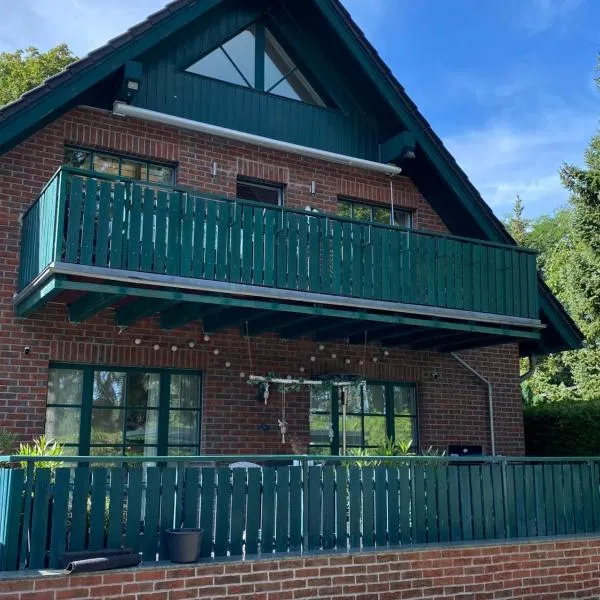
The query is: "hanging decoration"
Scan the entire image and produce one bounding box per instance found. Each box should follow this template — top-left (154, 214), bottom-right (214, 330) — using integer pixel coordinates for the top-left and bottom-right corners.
top-left (278, 382), bottom-right (288, 444)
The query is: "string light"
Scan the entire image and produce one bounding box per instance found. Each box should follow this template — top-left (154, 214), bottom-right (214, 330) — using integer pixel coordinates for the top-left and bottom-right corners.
top-left (188, 341), bottom-right (196, 349)
top-left (310, 356), bottom-right (316, 362)
top-left (225, 361), bottom-right (231, 368)
top-left (171, 345), bottom-right (178, 352)
top-left (153, 344), bottom-right (160, 351)
top-left (213, 349), bottom-right (220, 356)
top-left (383, 349), bottom-right (390, 357)
top-left (240, 372), bottom-right (246, 378)
top-left (331, 353), bottom-right (337, 359)
top-left (345, 358), bottom-right (351, 364)
top-left (359, 359), bottom-right (364, 365)
top-left (134, 338), bottom-right (142, 345)
top-left (318, 344), bottom-right (325, 351)
top-left (203, 335), bottom-right (210, 342)
top-left (372, 356), bottom-right (378, 363)
top-left (299, 366), bottom-right (305, 373)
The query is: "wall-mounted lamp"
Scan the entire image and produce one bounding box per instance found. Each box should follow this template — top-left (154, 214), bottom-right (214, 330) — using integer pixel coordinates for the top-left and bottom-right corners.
top-left (309, 180), bottom-right (317, 195)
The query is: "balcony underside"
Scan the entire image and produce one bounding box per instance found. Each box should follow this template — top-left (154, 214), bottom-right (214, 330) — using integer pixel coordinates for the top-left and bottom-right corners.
top-left (16, 266), bottom-right (541, 353)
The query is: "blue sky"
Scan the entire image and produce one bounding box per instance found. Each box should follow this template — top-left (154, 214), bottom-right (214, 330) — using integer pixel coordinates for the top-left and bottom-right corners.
top-left (1, 0), bottom-right (598, 219)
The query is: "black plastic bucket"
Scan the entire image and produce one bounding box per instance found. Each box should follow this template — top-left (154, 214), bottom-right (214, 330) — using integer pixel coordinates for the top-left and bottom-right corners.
top-left (165, 528), bottom-right (203, 563)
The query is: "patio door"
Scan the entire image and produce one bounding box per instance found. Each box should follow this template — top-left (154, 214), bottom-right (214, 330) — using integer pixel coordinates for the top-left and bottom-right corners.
top-left (309, 381), bottom-right (417, 455)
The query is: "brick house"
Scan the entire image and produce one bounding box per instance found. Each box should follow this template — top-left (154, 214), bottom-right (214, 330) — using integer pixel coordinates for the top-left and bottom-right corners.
top-left (0, 0), bottom-right (581, 460)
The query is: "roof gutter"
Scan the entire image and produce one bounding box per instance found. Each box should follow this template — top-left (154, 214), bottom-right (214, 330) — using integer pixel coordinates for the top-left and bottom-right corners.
top-left (113, 101), bottom-right (403, 176)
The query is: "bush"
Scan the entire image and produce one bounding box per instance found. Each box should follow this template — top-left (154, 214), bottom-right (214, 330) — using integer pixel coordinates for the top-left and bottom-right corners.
top-left (0, 428), bottom-right (16, 454)
top-left (524, 400), bottom-right (600, 456)
top-left (17, 435), bottom-right (64, 469)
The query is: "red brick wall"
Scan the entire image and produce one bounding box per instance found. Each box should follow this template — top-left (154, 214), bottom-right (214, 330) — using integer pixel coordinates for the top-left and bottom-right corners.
top-left (2, 538), bottom-right (600, 599)
top-left (0, 106), bottom-right (525, 455)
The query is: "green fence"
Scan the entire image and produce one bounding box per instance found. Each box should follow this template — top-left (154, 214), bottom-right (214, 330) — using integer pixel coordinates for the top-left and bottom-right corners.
top-left (1, 455), bottom-right (599, 571)
top-left (18, 167), bottom-right (539, 320)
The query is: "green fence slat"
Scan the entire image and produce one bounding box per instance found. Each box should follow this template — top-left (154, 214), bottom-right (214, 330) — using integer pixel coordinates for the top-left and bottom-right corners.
top-left (107, 468), bottom-right (125, 549)
top-left (389, 229), bottom-right (400, 301)
top-left (436, 466), bottom-right (450, 543)
top-left (319, 218), bottom-right (331, 293)
top-left (215, 202), bottom-right (230, 281)
top-left (180, 195), bottom-right (194, 277)
top-left (341, 222), bottom-right (352, 296)
top-left (528, 254), bottom-right (539, 318)
top-left (141, 187), bottom-right (156, 272)
top-left (242, 205), bottom-right (254, 284)
top-left (542, 465), bottom-right (555, 535)
top-left (109, 183), bottom-right (125, 269)
top-left (505, 465), bottom-right (518, 538)
top-left (335, 467), bottom-right (348, 550)
top-left (579, 464), bottom-right (594, 533)
top-left (471, 244), bottom-right (481, 311)
top-left (362, 226), bottom-right (374, 298)
top-left (229, 203), bottom-right (242, 283)
top-left (80, 178), bottom-right (97, 265)
top-left (29, 469), bottom-right (52, 568)
top-left (159, 468), bottom-right (177, 560)
top-left (590, 463), bottom-right (600, 532)
top-left (462, 241), bottom-right (472, 310)
top-left (412, 465), bottom-right (427, 544)
top-left (166, 192), bottom-right (182, 276)
top-left (182, 468), bottom-right (200, 528)
top-left (322, 466), bottom-right (335, 550)
top-left (448, 466), bottom-right (461, 542)
top-left (307, 466), bottom-right (321, 550)
top-left (309, 217), bottom-right (320, 292)
top-left (362, 467), bottom-right (375, 548)
top-left (154, 190), bottom-right (168, 274)
top-left (287, 213), bottom-right (299, 290)
top-left (174, 465), bottom-right (185, 533)
top-left (331, 221), bottom-right (342, 294)
top-left (349, 467), bottom-right (361, 548)
top-left (399, 466), bottom-right (411, 544)
top-left (562, 464), bottom-right (575, 534)
top-left (65, 176), bottom-right (84, 263)
top-left (230, 468), bottom-right (247, 557)
top-left (572, 464), bottom-right (585, 533)
top-left (469, 466), bottom-right (483, 540)
top-left (192, 197), bottom-right (206, 279)
top-left (252, 207), bottom-right (265, 285)
top-left (88, 468), bottom-right (108, 552)
top-left (481, 465), bottom-right (495, 539)
top-left (552, 464), bottom-right (566, 535)
top-left (263, 210), bottom-right (276, 287)
top-left (245, 468), bottom-right (261, 556)
top-left (372, 227), bottom-right (383, 299)
top-left (214, 468), bottom-right (232, 557)
top-left (297, 214), bottom-right (309, 291)
top-left (490, 464), bottom-right (506, 539)
top-left (262, 467), bottom-right (276, 554)
top-left (495, 248), bottom-right (505, 315)
top-left (127, 185), bottom-right (142, 271)
top-left (125, 469), bottom-right (143, 553)
top-left (374, 467), bottom-right (387, 546)
top-left (381, 229), bottom-right (392, 301)
top-left (142, 467), bottom-right (161, 562)
top-left (351, 224), bottom-right (364, 298)
top-left (425, 466), bottom-right (439, 543)
top-left (48, 468), bottom-right (70, 569)
top-left (402, 233), bottom-right (413, 303)
top-left (94, 181), bottom-right (111, 267)
top-left (533, 465), bottom-right (546, 537)
top-left (275, 211), bottom-right (288, 289)
top-left (289, 466), bottom-right (302, 552)
top-left (69, 467), bottom-right (90, 552)
top-left (204, 202), bottom-right (217, 280)
top-left (523, 465), bottom-right (537, 537)
top-left (275, 467), bottom-right (290, 553)
top-left (0, 469), bottom-right (23, 571)
top-left (386, 467), bottom-right (399, 546)
top-left (458, 466), bottom-right (473, 541)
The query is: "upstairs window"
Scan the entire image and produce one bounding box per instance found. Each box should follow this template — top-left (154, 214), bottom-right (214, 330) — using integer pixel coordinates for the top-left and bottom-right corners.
top-left (64, 147), bottom-right (175, 185)
top-left (338, 198), bottom-right (412, 229)
top-left (237, 178), bottom-right (283, 206)
top-left (185, 23), bottom-right (328, 107)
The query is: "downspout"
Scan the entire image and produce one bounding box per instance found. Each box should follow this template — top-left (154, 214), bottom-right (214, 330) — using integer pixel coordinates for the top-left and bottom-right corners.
top-left (450, 353), bottom-right (496, 456)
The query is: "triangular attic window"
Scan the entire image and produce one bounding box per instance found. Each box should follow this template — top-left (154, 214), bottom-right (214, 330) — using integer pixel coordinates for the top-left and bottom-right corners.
top-left (185, 24), bottom-right (327, 107)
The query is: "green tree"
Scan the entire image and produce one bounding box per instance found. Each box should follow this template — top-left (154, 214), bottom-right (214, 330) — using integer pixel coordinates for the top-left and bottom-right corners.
top-left (0, 44), bottom-right (76, 107)
top-left (505, 194), bottom-right (530, 246)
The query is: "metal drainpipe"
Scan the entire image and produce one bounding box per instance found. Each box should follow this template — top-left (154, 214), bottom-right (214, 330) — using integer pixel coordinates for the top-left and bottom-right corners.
top-left (450, 353), bottom-right (496, 456)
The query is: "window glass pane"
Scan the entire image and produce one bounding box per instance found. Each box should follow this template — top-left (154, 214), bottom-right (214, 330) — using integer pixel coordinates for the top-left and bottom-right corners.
top-left (126, 409), bottom-right (159, 446)
top-left (310, 413), bottom-right (331, 445)
top-left (364, 385), bottom-right (386, 414)
top-left (93, 371), bottom-right (126, 407)
top-left (364, 416), bottom-right (387, 446)
top-left (126, 445), bottom-right (157, 457)
top-left (237, 180), bottom-right (281, 205)
top-left (47, 368), bottom-right (83, 406)
top-left (344, 385), bottom-right (362, 413)
top-left (168, 411), bottom-right (199, 447)
top-left (170, 375), bottom-right (200, 410)
top-left (46, 407), bottom-right (80, 445)
top-left (120, 159), bottom-right (147, 180)
top-left (394, 417), bottom-right (414, 445)
top-left (64, 148), bottom-right (91, 169)
top-left (148, 164), bottom-right (173, 185)
top-left (374, 207), bottom-right (391, 225)
top-left (186, 47), bottom-right (250, 87)
top-left (127, 373), bottom-right (160, 409)
top-left (90, 446), bottom-right (122, 456)
top-left (283, 70), bottom-right (323, 105)
top-left (222, 27), bottom-right (256, 86)
top-left (168, 447), bottom-right (197, 457)
top-left (352, 204), bottom-right (372, 223)
top-left (269, 78), bottom-right (302, 102)
top-left (91, 409), bottom-right (124, 445)
top-left (92, 153), bottom-right (120, 176)
top-left (265, 30), bottom-right (295, 90)
top-left (337, 201), bottom-right (352, 219)
top-left (340, 415), bottom-right (362, 447)
top-left (309, 446), bottom-right (331, 456)
top-left (310, 387), bottom-right (331, 412)
top-left (394, 210), bottom-right (412, 228)
top-left (393, 386), bottom-right (416, 415)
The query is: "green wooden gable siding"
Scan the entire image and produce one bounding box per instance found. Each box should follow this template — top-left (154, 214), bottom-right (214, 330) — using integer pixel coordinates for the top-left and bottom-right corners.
top-left (133, 0), bottom-right (383, 160)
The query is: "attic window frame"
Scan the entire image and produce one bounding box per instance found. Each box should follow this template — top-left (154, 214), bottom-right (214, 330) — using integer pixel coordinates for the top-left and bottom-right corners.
top-left (184, 22), bottom-right (331, 108)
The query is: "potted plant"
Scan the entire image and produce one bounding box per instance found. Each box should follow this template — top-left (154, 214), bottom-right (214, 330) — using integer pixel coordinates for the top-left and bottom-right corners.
top-left (164, 528), bottom-right (203, 563)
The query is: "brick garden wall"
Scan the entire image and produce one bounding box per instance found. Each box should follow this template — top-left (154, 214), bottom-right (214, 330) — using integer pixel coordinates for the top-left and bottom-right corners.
top-left (2, 537), bottom-right (600, 599)
top-left (0, 106), bottom-right (525, 455)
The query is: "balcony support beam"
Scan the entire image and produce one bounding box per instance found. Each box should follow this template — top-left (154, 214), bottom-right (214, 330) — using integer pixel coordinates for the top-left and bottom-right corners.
top-left (203, 307), bottom-right (259, 334)
top-left (116, 298), bottom-right (178, 327)
top-left (160, 303), bottom-right (227, 331)
top-left (437, 335), bottom-right (512, 353)
top-left (279, 317), bottom-right (332, 340)
top-left (348, 325), bottom-right (423, 345)
top-left (68, 292), bottom-right (122, 323)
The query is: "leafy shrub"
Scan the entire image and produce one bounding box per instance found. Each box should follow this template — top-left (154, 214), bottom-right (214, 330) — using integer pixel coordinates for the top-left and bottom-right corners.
top-left (524, 400), bottom-right (600, 456)
top-left (0, 428), bottom-right (16, 454)
top-left (17, 435), bottom-right (64, 469)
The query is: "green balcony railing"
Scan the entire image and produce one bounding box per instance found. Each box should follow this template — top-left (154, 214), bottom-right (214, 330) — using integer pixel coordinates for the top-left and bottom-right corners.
top-left (18, 167), bottom-right (539, 320)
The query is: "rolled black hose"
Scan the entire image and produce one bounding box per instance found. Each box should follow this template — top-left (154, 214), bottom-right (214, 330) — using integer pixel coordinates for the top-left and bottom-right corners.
top-left (60, 548), bottom-right (134, 569)
top-left (64, 553), bottom-right (141, 574)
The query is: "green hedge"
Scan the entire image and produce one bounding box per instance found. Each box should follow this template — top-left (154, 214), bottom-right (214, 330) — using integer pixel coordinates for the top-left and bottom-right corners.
top-left (524, 400), bottom-right (600, 456)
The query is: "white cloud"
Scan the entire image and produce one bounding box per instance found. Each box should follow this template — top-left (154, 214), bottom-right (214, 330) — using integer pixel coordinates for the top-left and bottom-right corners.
top-left (443, 108), bottom-right (597, 217)
top-left (519, 0), bottom-right (583, 34)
